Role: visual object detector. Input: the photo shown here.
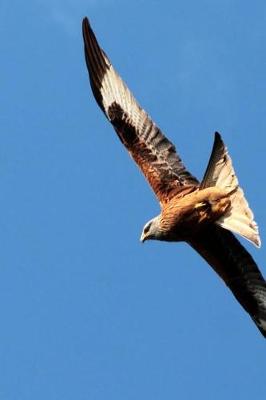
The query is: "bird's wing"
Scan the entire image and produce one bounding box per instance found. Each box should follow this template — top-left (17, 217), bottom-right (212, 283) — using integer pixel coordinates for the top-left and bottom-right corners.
top-left (188, 225), bottom-right (266, 337)
top-left (82, 17), bottom-right (198, 203)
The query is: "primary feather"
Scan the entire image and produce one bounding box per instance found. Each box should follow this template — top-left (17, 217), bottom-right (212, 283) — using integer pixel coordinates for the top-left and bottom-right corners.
top-left (82, 17), bottom-right (198, 203)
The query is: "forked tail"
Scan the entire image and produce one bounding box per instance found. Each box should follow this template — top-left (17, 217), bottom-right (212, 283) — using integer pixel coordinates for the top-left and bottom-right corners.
top-left (201, 132), bottom-right (260, 247)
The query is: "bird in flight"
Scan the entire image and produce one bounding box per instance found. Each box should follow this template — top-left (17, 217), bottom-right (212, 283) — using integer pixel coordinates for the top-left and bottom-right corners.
top-left (82, 17), bottom-right (266, 337)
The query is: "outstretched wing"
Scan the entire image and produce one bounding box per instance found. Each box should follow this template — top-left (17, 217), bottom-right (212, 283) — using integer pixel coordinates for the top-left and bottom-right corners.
top-left (82, 17), bottom-right (198, 203)
top-left (188, 225), bottom-right (266, 337)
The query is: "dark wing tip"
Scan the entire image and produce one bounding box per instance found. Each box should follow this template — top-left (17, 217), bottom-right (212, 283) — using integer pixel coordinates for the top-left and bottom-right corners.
top-left (213, 131), bottom-right (225, 154)
top-left (200, 131), bottom-right (226, 188)
top-left (82, 16), bottom-right (89, 26)
top-left (82, 17), bottom-right (109, 113)
top-left (82, 17), bottom-right (96, 54)
top-left (82, 17), bottom-right (93, 41)
top-left (214, 131), bottom-right (222, 142)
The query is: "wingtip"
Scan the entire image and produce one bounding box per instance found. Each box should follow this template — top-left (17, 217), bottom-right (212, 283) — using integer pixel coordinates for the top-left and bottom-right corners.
top-left (82, 17), bottom-right (92, 38)
top-left (214, 131), bottom-right (222, 142)
top-left (82, 17), bottom-right (89, 27)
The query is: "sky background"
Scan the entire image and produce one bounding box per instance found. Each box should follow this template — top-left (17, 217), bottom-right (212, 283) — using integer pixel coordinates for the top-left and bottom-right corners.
top-left (1, 0), bottom-right (266, 399)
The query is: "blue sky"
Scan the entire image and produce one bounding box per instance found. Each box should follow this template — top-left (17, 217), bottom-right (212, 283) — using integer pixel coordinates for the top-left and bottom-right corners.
top-left (1, 0), bottom-right (266, 399)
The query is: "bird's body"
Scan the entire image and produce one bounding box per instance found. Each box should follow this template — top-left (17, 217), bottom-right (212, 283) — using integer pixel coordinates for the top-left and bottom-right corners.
top-left (82, 17), bottom-right (266, 337)
top-left (142, 187), bottom-right (231, 242)
top-left (162, 187), bottom-right (231, 239)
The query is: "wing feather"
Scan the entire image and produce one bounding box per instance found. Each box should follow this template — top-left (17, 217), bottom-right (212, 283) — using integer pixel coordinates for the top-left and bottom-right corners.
top-left (188, 225), bottom-right (266, 337)
top-left (82, 17), bottom-right (198, 203)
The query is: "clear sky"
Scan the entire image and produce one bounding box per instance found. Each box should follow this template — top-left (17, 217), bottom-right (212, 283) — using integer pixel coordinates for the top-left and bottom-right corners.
top-left (1, 0), bottom-right (266, 399)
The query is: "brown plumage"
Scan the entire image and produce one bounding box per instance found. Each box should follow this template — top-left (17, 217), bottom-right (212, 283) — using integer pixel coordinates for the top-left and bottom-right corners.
top-left (82, 17), bottom-right (266, 337)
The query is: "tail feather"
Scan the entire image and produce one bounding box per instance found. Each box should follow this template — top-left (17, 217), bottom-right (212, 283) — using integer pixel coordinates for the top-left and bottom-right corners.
top-left (201, 132), bottom-right (260, 247)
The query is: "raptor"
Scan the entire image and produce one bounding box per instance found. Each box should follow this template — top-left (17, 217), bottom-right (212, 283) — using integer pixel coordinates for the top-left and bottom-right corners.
top-left (82, 17), bottom-right (266, 337)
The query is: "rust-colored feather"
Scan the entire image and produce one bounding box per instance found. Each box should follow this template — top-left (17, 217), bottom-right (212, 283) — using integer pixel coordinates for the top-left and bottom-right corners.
top-left (82, 17), bottom-right (198, 203)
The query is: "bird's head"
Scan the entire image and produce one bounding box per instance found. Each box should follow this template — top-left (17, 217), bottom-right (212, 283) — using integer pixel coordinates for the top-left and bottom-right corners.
top-left (140, 216), bottom-right (162, 243)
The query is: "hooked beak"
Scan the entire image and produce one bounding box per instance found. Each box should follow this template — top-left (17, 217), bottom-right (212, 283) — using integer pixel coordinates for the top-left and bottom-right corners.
top-left (140, 232), bottom-right (147, 243)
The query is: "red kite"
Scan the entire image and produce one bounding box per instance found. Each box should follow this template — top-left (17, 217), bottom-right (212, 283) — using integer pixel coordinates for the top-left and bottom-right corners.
top-left (82, 17), bottom-right (266, 337)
